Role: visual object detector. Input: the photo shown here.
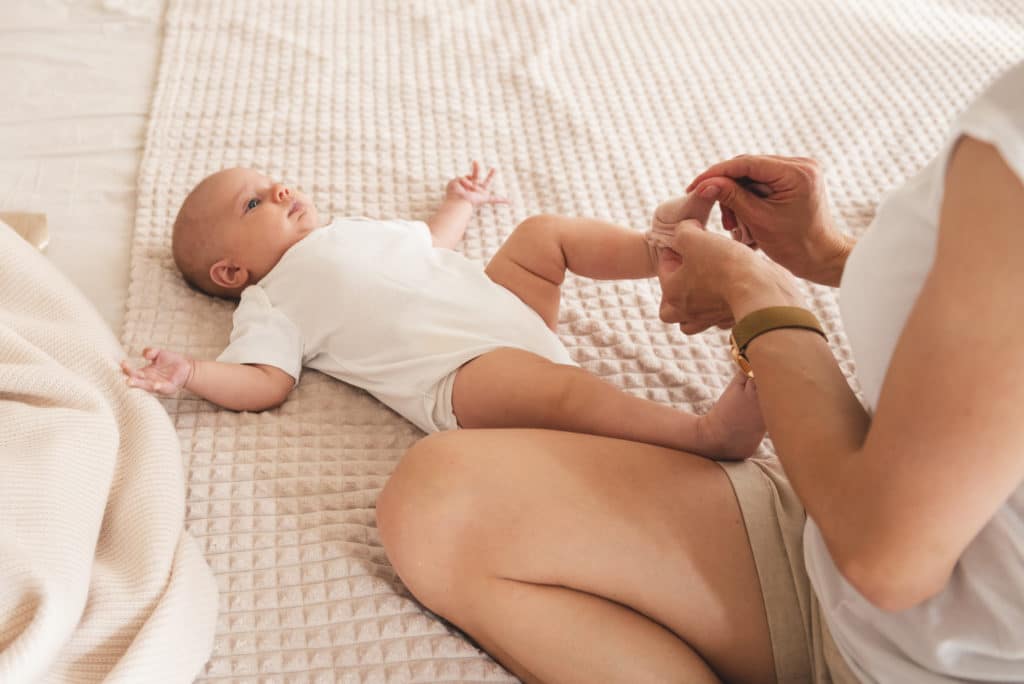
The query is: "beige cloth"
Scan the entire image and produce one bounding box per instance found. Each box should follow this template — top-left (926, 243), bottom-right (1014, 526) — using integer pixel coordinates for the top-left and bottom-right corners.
top-left (720, 458), bottom-right (860, 684)
top-left (0, 223), bottom-right (217, 682)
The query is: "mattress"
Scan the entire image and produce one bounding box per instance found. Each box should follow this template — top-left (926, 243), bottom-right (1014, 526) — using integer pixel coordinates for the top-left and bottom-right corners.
top-left (118, 1), bottom-right (1024, 682)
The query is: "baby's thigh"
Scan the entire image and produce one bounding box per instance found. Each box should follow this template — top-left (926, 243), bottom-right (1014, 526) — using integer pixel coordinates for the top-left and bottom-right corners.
top-left (451, 348), bottom-right (571, 428)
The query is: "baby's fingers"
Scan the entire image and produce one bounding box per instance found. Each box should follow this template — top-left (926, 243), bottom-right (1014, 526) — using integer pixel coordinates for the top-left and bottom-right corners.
top-left (120, 359), bottom-right (148, 380)
top-left (126, 374), bottom-right (174, 395)
top-left (125, 374), bottom-right (155, 391)
top-left (482, 167), bottom-right (496, 188)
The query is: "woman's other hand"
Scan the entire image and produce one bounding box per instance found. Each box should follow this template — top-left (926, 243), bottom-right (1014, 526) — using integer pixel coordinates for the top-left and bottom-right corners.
top-left (654, 220), bottom-right (803, 334)
top-left (686, 155), bottom-right (853, 286)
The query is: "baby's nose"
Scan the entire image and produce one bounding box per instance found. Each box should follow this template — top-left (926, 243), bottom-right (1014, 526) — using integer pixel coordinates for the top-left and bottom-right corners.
top-left (272, 184), bottom-right (291, 202)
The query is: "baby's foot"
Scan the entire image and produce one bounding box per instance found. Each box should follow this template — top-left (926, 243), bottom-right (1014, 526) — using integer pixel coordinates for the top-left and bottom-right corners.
top-left (651, 191), bottom-right (716, 234)
top-left (697, 373), bottom-right (766, 460)
top-left (645, 192), bottom-right (718, 268)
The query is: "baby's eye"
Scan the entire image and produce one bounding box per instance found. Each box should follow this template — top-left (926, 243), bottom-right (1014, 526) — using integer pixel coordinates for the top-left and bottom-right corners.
top-left (245, 198), bottom-right (260, 212)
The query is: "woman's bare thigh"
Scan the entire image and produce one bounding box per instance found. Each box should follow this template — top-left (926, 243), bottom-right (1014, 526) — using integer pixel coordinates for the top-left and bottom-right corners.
top-left (377, 429), bottom-right (776, 683)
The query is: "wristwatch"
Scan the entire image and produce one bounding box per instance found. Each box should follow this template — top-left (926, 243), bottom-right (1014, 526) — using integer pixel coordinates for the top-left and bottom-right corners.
top-left (729, 307), bottom-right (827, 378)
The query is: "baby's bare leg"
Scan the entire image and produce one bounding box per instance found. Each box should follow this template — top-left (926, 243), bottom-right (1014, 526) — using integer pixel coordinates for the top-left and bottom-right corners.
top-left (452, 348), bottom-right (763, 459)
top-left (485, 200), bottom-right (715, 331)
top-left (484, 214), bottom-right (663, 331)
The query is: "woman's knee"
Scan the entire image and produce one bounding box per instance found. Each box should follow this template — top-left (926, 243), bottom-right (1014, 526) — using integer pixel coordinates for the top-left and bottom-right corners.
top-left (376, 432), bottom-right (487, 615)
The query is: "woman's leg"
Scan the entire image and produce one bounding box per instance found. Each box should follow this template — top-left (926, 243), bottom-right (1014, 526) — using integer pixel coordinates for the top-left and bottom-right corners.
top-left (376, 429), bottom-right (777, 684)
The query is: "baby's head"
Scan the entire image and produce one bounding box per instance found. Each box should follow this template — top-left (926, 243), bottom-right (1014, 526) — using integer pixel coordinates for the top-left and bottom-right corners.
top-left (172, 167), bottom-right (321, 299)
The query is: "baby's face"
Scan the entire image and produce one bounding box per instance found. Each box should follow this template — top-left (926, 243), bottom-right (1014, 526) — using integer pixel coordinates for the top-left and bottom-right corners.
top-left (206, 167), bottom-right (322, 282)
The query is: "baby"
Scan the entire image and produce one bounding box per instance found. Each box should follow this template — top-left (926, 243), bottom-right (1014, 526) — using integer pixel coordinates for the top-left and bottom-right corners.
top-left (122, 162), bottom-right (765, 460)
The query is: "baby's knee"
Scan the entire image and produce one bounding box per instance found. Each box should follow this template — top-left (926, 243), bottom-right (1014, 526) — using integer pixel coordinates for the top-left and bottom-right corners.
top-left (510, 213), bottom-right (564, 244)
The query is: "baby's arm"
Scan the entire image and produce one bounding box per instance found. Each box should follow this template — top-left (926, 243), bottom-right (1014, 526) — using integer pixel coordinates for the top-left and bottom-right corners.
top-left (426, 161), bottom-right (508, 249)
top-left (122, 347), bottom-right (294, 411)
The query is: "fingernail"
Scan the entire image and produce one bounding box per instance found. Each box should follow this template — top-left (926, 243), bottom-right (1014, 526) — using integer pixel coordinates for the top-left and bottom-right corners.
top-left (699, 184), bottom-right (720, 199)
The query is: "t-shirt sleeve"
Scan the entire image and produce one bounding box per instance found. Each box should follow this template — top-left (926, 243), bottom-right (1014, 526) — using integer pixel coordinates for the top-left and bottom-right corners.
top-left (216, 286), bottom-right (304, 381)
top-left (956, 61), bottom-right (1024, 183)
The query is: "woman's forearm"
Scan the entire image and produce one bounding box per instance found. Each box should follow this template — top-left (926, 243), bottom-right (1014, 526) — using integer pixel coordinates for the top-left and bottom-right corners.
top-left (744, 330), bottom-right (871, 518)
top-left (723, 268), bottom-right (925, 607)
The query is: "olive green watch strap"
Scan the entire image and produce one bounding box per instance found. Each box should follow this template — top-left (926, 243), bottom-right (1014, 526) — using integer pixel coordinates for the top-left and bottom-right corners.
top-left (732, 306), bottom-right (827, 354)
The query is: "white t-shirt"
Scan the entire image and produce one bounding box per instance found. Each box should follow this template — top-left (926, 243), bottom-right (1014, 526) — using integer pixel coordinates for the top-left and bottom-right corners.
top-left (216, 217), bottom-right (573, 432)
top-left (803, 61), bottom-right (1024, 682)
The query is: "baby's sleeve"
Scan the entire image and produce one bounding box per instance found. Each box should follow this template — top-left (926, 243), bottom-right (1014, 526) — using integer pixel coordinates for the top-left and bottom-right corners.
top-left (216, 286), bottom-right (304, 381)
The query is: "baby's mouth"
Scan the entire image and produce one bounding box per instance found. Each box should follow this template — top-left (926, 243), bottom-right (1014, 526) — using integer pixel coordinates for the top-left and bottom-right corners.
top-left (288, 201), bottom-right (303, 218)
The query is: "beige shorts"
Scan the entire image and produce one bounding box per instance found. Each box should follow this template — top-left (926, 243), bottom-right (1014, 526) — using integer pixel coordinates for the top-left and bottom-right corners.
top-left (718, 457), bottom-right (861, 684)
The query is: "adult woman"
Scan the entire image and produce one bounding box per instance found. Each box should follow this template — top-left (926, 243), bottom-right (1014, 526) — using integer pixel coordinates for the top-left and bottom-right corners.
top-left (376, 61), bottom-right (1024, 683)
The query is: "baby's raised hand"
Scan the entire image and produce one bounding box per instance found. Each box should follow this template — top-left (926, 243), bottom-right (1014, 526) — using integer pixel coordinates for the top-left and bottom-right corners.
top-left (445, 161), bottom-right (509, 207)
top-left (121, 347), bottom-right (194, 395)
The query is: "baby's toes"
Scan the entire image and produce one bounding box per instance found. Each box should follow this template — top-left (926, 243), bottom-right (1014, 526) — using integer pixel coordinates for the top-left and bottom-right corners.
top-left (653, 192), bottom-right (715, 227)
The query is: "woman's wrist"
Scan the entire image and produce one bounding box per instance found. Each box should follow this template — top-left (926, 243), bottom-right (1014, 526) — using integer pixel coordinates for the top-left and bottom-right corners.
top-left (802, 229), bottom-right (855, 287)
top-left (725, 259), bottom-right (806, 322)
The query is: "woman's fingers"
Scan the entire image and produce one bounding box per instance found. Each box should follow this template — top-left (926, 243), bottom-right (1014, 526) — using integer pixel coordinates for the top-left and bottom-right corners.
top-left (686, 155), bottom-right (789, 193)
top-left (738, 177), bottom-right (774, 198)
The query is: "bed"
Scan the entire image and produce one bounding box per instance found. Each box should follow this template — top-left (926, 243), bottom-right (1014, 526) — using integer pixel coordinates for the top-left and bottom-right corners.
top-left (2, 1), bottom-right (1022, 681)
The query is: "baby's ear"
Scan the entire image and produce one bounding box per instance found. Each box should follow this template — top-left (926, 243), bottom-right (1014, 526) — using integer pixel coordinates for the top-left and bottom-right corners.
top-left (209, 258), bottom-right (249, 289)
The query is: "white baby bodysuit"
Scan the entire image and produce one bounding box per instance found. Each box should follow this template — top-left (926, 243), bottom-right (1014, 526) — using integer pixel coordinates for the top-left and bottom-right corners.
top-left (216, 217), bottom-right (575, 432)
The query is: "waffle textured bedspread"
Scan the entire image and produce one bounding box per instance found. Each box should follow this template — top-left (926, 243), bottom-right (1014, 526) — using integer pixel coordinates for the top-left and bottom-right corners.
top-left (122, 1), bottom-right (1024, 681)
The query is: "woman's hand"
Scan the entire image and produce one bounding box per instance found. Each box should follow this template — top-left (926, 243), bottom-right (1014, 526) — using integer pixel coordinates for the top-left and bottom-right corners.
top-left (686, 155), bottom-right (853, 286)
top-left (653, 220), bottom-right (804, 334)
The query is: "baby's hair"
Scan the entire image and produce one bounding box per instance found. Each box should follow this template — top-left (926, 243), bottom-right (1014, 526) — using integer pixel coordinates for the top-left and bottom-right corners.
top-left (171, 173), bottom-right (240, 301)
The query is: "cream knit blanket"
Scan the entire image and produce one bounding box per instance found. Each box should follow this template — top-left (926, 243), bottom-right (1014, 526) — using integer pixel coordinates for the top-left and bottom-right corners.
top-left (0, 222), bottom-right (217, 682)
top-left (122, 1), bottom-right (1024, 680)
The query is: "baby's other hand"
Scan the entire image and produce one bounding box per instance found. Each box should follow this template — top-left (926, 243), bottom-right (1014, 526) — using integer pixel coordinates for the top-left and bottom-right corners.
top-left (121, 347), bottom-right (194, 395)
top-left (445, 161), bottom-right (509, 208)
